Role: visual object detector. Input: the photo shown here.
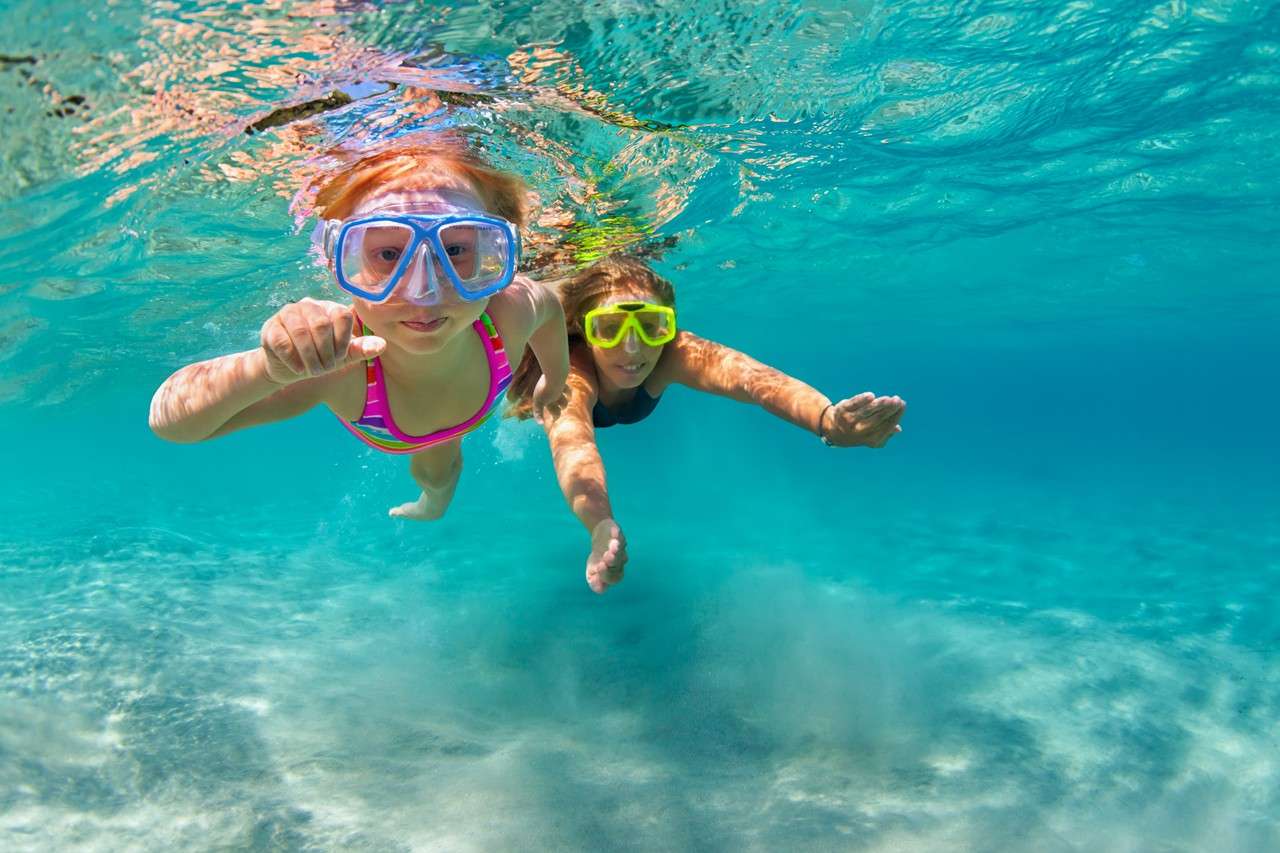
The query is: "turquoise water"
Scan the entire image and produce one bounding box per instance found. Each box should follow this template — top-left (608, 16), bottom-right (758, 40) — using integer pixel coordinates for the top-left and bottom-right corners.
top-left (2, 0), bottom-right (1279, 849)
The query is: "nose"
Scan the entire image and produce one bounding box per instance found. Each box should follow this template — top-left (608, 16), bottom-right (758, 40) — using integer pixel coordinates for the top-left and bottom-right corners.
top-left (393, 243), bottom-right (440, 305)
top-left (622, 328), bottom-right (641, 354)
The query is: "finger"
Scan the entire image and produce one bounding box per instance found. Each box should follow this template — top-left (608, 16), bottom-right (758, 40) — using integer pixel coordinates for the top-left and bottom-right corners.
top-left (849, 392), bottom-right (874, 404)
top-left (586, 567), bottom-right (606, 594)
top-left (868, 396), bottom-right (901, 411)
top-left (839, 393), bottom-right (875, 416)
top-left (263, 318), bottom-right (306, 377)
top-left (862, 421), bottom-right (902, 445)
top-left (330, 307), bottom-right (355, 364)
top-left (284, 318), bottom-right (324, 376)
top-left (309, 309), bottom-right (337, 371)
top-left (871, 422), bottom-right (905, 446)
top-left (347, 335), bottom-right (386, 360)
top-left (293, 299), bottom-right (335, 367)
top-left (865, 429), bottom-right (895, 448)
top-left (856, 403), bottom-right (906, 427)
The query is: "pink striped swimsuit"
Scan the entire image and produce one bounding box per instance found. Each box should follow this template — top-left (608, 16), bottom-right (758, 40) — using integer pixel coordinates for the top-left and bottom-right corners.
top-left (339, 314), bottom-right (513, 454)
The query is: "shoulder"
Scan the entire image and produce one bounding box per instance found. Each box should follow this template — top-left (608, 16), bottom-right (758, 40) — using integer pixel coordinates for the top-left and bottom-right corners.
top-left (653, 330), bottom-right (716, 386)
top-left (486, 275), bottom-right (552, 334)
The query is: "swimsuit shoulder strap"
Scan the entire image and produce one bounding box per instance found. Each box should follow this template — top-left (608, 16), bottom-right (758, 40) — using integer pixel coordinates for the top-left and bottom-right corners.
top-left (336, 312), bottom-right (513, 454)
top-left (349, 313), bottom-right (389, 427)
top-left (476, 312), bottom-right (513, 394)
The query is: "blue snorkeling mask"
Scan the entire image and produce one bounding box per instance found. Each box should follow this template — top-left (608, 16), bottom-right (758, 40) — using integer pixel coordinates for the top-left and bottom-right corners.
top-left (313, 205), bottom-right (519, 306)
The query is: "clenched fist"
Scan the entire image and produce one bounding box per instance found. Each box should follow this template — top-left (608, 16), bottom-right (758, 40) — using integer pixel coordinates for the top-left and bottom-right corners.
top-left (259, 298), bottom-right (386, 385)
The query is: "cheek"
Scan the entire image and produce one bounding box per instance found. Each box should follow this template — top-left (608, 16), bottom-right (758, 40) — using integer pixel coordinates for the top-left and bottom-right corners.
top-left (352, 298), bottom-right (390, 322)
top-left (450, 298), bottom-right (488, 323)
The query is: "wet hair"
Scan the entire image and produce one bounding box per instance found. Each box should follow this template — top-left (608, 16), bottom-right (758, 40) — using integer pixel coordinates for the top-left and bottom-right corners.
top-left (507, 255), bottom-right (676, 420)
top-left (306, 138), bottom-right (529, 227)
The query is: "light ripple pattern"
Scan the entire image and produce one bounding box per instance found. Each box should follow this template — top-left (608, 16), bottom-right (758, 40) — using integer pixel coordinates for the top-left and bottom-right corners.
top-left (1, 0), bottom-right (1278, 851)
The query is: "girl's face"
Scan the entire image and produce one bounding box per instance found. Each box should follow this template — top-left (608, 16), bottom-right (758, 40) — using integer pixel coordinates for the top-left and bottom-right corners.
top-left (584, 285), bottom-right (669, 390)
top-left (340, 173), bottom-right (492, 356)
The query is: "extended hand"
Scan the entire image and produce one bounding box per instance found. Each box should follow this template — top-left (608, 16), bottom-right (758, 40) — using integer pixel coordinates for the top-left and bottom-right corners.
top-left (822, 392), bottom-right (905, 448)
top-left (586, 519), bottom-right (627, 594)
top-left (259, 298), bottom-right (385, 385)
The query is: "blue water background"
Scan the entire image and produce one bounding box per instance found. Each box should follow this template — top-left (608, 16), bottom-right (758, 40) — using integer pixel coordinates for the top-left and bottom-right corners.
top-left (2, 0), bottom-right (1279, 849)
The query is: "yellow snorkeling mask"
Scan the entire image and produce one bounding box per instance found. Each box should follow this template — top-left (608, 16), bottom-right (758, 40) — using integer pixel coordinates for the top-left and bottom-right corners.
top-left (582, 302), bottom-right (677, 348)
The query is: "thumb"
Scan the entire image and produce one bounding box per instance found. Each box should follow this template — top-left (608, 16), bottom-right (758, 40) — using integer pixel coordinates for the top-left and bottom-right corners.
top-left (347, 335), bottom-right (386, 360)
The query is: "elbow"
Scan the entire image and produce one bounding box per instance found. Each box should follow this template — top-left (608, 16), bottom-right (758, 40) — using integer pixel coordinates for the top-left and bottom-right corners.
top-left (735, 380), bottom-right (760, 405)
top-left (148, 390), bottom-right (200, 444)
top-left (148, 392), bottom-right (174, 441)
top-left (148, 413), bottom-right (194, 444)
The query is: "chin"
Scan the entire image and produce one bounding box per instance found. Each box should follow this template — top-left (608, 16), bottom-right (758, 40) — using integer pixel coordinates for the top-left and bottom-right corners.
top-left (386, 320), bottom-right (462, 353)
top-left (397, 333), bottom-right (456, 355)
top-left (395, 337), bottom-right (448, 355)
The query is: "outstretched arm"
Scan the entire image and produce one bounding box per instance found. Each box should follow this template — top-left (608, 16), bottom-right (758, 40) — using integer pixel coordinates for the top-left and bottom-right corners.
top-left (664, 332), bottom-right (905, 447)
top-left (148, 298), bottom-right (382, 443)
top-left (541, 358), bottom-right (627, 593)
top-left (490, 277), bottom-right (570, 419)
top-left (526, 283), bottom-right (570, 415)
top-left (149, 348), bottom-right (315, 443)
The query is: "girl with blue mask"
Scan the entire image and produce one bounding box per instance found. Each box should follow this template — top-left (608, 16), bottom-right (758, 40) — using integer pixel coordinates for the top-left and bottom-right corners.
top-left (150, 144), bottom-right (570, 521)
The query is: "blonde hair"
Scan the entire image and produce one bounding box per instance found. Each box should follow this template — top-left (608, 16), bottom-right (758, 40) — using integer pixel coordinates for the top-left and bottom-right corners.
top-left (507, 255), bottom-right (676, 420)
top-left (306, 139), bottom-right (528, 226)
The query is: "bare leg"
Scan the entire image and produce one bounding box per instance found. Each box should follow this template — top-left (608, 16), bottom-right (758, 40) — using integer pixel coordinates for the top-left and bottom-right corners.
top-left (389, 441), bottom-right (463, 521)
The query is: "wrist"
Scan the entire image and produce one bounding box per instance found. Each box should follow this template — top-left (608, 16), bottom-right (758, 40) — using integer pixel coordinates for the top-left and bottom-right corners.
top-left (590, 517), bottom-right (619, 541)
top-left (572, 496), bottom-right (613, 533)
top-left (250, 348), bottom-right (290, 389)
top-left (815, 400), bottom-right (835, 445)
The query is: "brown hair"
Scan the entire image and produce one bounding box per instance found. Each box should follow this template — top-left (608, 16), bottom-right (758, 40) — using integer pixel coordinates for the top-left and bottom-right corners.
top-left (507, 255), bottom-right (676, 420)
top-left (305, 138), bottom-right (529, 227)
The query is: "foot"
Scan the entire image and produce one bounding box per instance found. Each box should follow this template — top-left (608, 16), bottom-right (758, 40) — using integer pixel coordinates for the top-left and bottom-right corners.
top-left (388, 491), bottom-right (451, 521)
top-left (586, 519), bottom-right (627, 594)
top-left (391, 450), bottom-right (461, 521)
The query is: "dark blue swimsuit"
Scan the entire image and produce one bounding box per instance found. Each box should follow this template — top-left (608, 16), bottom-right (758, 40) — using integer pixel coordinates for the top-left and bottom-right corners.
top-left (592, 387), bottom-right (662, 428)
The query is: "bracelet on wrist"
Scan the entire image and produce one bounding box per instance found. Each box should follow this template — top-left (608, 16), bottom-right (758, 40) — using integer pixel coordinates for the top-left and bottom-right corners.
top-left (816, 403), bottom-right (835, 447)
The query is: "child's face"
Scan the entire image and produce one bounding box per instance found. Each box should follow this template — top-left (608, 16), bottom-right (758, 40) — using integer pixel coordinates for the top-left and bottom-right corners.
top-left (341, 175), bottom-right (493, 355)
top-left (584, 285), bottom-right (668, 389)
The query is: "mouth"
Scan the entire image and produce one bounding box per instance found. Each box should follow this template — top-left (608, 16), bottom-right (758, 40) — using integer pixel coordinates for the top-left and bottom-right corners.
top-left (618, 362), bottom-right (648, 375)
top-left (402, 317), bottom-right (448, 333)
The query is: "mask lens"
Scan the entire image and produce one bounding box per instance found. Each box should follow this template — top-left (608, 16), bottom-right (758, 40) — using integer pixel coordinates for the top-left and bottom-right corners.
top-left (636, 310), bottom-right (672, 342)
top-left (338, 221), bottom-right (415, 298)
top-left (437, 220), bottom-right (512, 294)
top-left (590, 312), bottom-right (628, 345)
